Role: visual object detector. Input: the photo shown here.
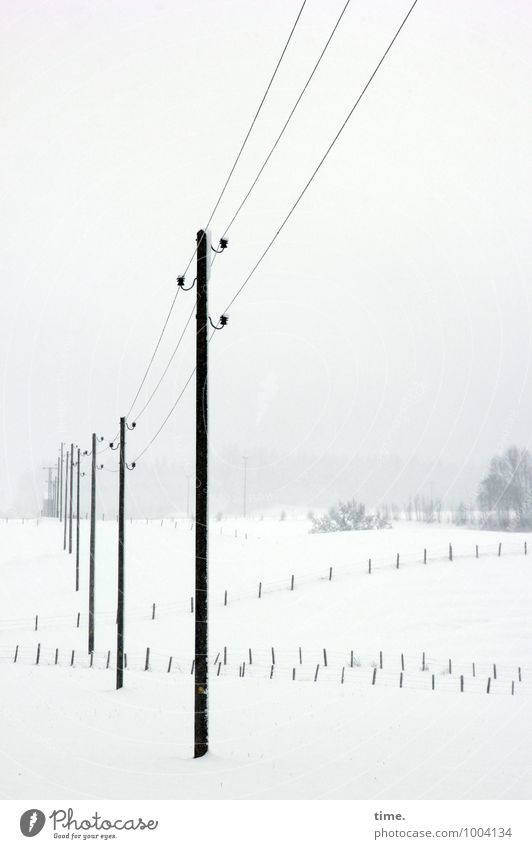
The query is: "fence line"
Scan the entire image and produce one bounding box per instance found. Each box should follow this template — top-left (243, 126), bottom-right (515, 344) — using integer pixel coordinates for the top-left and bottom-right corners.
top-left (1, 539), bottom-right (527, 635)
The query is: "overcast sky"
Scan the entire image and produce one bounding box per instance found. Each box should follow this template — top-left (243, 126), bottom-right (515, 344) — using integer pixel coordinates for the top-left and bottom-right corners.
top-left (1, 0), bottom-right (531, 512)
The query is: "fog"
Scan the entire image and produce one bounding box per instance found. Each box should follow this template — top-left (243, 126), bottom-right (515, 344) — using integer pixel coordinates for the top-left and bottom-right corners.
top-left (1, 0), bottom-right (531, 516)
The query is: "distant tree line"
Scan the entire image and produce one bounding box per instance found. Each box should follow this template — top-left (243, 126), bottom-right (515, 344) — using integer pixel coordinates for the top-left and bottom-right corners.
top-left (477, 445), bottom-right (532, 530)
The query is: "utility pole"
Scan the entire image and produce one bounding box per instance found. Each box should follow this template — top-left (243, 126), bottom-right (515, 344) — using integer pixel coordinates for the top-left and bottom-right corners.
top-left (113, 418), bottom-right (134, 689)
top-left (88, 433), bottom-right (97, 655)
top-left (75, 447), bottom-right (81, 591)
top-left (242, 456), bottom-right (248, 519)
top-left (194, 228), bottom-right (210, 758)
top-left (59, 443), bottom-right (64, 522)
top-left (69, 443), bottom-right (74, 554)
top-left (63, 449), bottom-right (69, 550)
top-left (116, 418), bottom-right (126, 690)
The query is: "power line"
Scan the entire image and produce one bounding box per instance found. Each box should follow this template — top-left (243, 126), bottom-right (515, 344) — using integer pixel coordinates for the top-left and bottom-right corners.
top-left (222, 0), bottom-right (420, 317)
top-left (220, 0), bottom-right (351, 242)
top-left (132, 301), bottom-right (196, 423)
top-left (121, 2), bottom-right (307, 428)
top-left (181, 0), bottom-right (309, 280)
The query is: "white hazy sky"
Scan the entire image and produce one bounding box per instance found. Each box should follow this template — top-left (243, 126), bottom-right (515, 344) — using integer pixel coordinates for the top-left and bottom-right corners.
top-left (1, 0), bottom-right (531, 509)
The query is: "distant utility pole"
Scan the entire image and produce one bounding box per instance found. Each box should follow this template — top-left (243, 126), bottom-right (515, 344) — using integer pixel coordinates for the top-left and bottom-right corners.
top-left (75, 447), bottom-right (81, 591)
top-left (88, 433), bottom-right (97, 655)
top-left (69, 443), bottom-right (74, 554)
top-left (42, 466), bottom-right (54, 517)
top-left (63, 449), bottom-right (69, 550)
top-left (242, 456), bottom-right (248, 519)
top-left (59, 443), bottom-right (64, 522)
top-left (194, 228), bottom-right (211, 758)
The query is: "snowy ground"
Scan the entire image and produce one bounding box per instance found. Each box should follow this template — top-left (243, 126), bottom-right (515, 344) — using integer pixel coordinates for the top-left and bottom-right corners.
top-left (0, 517), bottom-right (531, 799)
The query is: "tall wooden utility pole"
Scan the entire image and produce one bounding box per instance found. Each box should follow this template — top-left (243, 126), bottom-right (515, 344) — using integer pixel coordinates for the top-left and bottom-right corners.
top-left (88, 433), bottom-right (97, 655)
top-left (75, 447), bottom-right (81, 591)
top-left (69, 443), bottom-right (74, 554)
top-left (194, 228), bottom-right (210, 758)
top-left (59, 443), bottom-right (64, 522)
top-left (116, 418), bottom-right (126, 690)
top-left (63, 449), bottom-right (69, 550)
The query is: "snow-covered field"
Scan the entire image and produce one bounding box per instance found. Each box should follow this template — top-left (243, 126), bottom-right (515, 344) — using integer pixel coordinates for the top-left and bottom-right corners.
top-left (1, 517), bottom-right (531, 799)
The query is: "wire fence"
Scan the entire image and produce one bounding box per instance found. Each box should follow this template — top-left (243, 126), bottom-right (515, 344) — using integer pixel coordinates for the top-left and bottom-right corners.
top-left (2, 642), bottom-right (527, 698)
top-left (0, 538), bottom-right (528, 634)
